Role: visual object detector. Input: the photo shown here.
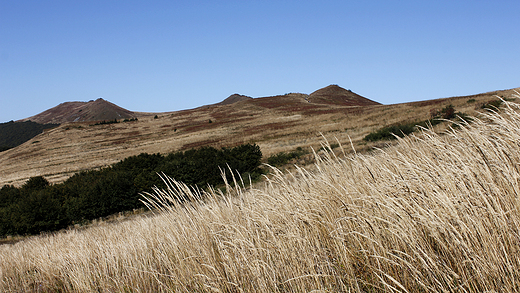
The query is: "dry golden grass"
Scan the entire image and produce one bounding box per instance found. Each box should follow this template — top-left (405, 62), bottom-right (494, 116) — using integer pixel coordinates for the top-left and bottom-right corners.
top-left (2, 97), bottom-right (520, 292)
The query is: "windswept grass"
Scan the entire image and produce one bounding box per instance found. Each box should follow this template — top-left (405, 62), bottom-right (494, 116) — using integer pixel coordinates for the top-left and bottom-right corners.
top-left (1, 99), bottom-right (520, 292)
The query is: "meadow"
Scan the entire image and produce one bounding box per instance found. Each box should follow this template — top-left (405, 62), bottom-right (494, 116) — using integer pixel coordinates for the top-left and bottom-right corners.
top-left (1, 99), bottom-right (520, 292)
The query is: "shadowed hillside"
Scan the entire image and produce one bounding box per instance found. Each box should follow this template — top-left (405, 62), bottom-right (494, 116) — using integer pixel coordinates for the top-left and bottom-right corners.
top-left (0, 121), bottom-right (59, 152)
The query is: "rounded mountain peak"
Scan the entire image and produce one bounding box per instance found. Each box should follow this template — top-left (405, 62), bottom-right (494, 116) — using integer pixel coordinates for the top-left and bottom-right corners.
top-left (21, 98), bottom-right (135, 124)
top-left (309, 85), bottom-right (380, 106)
top-left (310, 84), bottom-right (352, 97)
top-left (217, 94), bottom-right (253, 106)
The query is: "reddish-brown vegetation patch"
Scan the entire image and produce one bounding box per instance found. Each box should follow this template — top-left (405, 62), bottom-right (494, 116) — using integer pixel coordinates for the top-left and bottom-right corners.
top-left (182, 122), bottom-right (223, 133)
top-left (8, 149), bottom-right (44, 160)
top-left (210, 110), bottom-right (254, 120)
top-left (112, 139), bottom-right (127, 145)
top-left (281, 105), bottom-right (322, 113)
top-left (180, 139), bottom-right (223, 150)
top-left (243, 121), bottom-right (299, 135)
top-left (249, 96), bottom-right (303, 109)
top-left (411, 99), bottom-right (446, 107)
top-left (124, 131), bottom-right (140, 136)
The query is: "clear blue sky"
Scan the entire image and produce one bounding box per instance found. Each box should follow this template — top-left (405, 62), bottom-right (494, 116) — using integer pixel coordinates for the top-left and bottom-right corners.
top-left (1, 1), bottom-right (519, 123)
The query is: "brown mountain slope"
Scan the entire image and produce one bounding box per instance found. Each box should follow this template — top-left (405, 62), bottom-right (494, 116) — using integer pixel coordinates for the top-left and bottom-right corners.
top-left (21, 98), bottom-right (136, 124)
top-left (1, 87), bottom-right (518, 187)
top-left (216, 94), bottom-right (253, 105)
top-left (308, 84), bottom-right (381, 106)
top-left (233, 86), bottom-right (378, 115)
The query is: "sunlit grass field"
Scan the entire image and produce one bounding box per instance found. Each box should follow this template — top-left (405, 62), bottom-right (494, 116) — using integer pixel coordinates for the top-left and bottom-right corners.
top-left (1, 99), bottom-right (520, 292)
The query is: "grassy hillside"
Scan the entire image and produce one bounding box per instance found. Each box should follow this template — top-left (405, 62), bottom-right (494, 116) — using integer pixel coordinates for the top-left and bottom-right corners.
top-left (1, 87), bottom-right (517, 187)
top-left (1, 98), bottom-right (520, 292)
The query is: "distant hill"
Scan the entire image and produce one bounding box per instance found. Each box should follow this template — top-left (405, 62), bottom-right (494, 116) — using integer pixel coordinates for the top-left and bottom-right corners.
top-left (209, 86), bottom-right (378, 109)
top-left (230, 85), bottom-right (379, 114)
top-left (0, 120), bottom-right (59, 152)
top-left (308, 85), bottom-right (381, 106)
top-left (21, 98), bottom-right (136, 124)
top-left (216, 94), bottom-right (253, 106)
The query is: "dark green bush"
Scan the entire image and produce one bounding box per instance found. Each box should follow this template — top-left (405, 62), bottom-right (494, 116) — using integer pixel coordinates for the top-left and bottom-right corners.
top-left (430, 105), bottom-right (458, 120)
top-left (481, 99), bottom-right (503, 110)
top-left (363, 123), bottom-right (416, 142)
top-left (0, 143), bottom-right (263, 237)
top-left (318, 143), bottom-right (340, 152)
top-left (267, 147), bottom-right (307, 167)
top-left (22, 176), bottom-right (50, 191)
top-left (91, 119), bottom-right (119, 126)
top-left (364, 105), bottom-right (471, 142)
top-left (440, 105), bottom-right (456, 119)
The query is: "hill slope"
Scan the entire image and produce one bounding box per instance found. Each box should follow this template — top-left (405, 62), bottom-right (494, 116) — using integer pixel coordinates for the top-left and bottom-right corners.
top-left (21, 98), bottom-right (136, 124)
top-left (2, 102), bottom-right (520, 291)
top-left (1, 86), bottom-right (518, 187)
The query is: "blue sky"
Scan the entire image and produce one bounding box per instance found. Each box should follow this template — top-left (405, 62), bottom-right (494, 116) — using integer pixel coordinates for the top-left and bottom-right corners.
top-left (1, 1), bottom-right (519, 123)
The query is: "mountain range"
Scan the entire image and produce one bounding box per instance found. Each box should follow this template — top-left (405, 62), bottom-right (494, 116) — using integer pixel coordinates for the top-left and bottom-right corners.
top-left (18, 85), bottom-right (379, 124)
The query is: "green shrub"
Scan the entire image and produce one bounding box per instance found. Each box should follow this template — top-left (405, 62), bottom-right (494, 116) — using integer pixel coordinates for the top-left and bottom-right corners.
top-left (91, 119), bottom-right (119, 126)
top-left (22, 176), bottom-right (50, 191)
top-left (318, 143), bottom-right (339, 152)
top-left (430, 105), bottom-right (458, 120)
top-left (363, 123), bottom-right (416, 142)
top-left (440, 105), bottom-right (456, 119)
top-left (364, 104), bottom-right (471, 142)
top-left (267, 147), bottom-right (307, 167)
top-left (0, 143), bottom-right (263, 237)
top-left (481, 99), bottom-right (503, 110)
